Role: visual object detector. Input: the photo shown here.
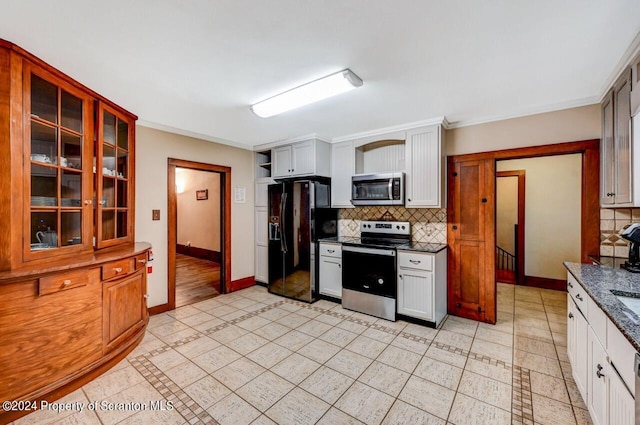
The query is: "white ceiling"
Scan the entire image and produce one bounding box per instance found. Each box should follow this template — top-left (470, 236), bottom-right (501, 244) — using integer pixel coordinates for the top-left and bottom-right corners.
top-left (2, 1), bottom-right (639, 149)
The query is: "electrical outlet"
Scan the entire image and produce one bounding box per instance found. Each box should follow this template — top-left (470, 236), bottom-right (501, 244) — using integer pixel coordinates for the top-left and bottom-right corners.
top-left (152, 209), bottom-right (160, 220)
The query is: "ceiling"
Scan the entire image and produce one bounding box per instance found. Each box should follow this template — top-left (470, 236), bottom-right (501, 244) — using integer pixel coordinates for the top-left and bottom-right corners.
top-left (2, 1), bottom-right (639, 149)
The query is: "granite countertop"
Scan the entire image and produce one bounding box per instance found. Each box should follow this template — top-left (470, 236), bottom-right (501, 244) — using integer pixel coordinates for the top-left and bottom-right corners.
top-left (396, 242), bottom-right (448, 253)
top-left (589, 255), bottom-right (628, 269)
top-left (318, 237), bottom-right (447, 253)
top-left (564, 262), bottom-right (640, 352)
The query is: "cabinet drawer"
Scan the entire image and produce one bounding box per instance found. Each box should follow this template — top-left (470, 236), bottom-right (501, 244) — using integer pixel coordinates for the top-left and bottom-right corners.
top-left (567, 274), bottom-right (588, 313)
top-left (587, 295), bottom-right (607, 346)
top-left (398, 251), bottom-right (433, 271)
top-left (134, 253), bottom-right (148, 270)
top-left (319, 243), bottom-right (342, 258)
top-left (102, 258), bottom-right (134, 281)
top-left (39, 270), bottom-right (89, 296)
top-left (607, 318), bottom-right (637, 396)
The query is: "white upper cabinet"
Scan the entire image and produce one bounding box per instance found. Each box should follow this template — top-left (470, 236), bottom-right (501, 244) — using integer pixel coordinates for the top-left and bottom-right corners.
top-left (331, 141), bottom-right (355, 208)
top-left (272, 139), bottom-right (330, 178)
top-left (601, 69), bottom-right (637, 207)
top-left (631, 51), bottom-right (640, 117)
top-left (405, 125), bottom-right (444, 208)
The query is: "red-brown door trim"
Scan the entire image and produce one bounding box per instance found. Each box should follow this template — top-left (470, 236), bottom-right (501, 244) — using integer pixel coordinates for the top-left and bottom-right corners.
top-left (496, 170), bottom-right (526, 284)
top-left (164, 158), bottom-right (231, 312)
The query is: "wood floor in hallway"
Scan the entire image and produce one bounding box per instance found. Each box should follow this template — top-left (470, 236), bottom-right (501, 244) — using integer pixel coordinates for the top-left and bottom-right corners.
top-left (175, 253), bottom-right (221, 307)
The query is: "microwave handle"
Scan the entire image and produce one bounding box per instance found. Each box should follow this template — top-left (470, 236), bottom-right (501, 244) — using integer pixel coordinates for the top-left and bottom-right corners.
top-left (388, 179), bottom-right (393, 200)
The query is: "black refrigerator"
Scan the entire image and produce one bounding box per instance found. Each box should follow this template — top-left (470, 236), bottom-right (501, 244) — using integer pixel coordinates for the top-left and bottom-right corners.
top-left (268, 178), bottom-right (337, 302)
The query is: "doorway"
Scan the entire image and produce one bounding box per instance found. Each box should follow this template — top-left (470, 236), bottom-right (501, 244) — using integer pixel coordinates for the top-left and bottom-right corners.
top-left (168, 158), bottom-right (231, 310)
top-left (496, 170), bottom-right (525, 284)
top-left (447, 139), bottom-right (599, 324)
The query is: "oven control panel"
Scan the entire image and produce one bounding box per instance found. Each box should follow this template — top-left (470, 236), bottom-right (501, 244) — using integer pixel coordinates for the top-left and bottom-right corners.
top-left (360, 221), bottom-right (410, 236)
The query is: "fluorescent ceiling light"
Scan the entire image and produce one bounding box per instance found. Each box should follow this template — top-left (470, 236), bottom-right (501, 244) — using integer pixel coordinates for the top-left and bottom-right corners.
top-left (251, 69), bottom-right (363, 118)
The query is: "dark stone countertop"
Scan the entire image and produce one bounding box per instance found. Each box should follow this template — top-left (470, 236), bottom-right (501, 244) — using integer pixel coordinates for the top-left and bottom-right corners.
top-left (318, 237), bottom-right (447, 253)
top-left (396, 242), bottom-right (448, 253)
top-left (564, 262), bottom-right (640, 352)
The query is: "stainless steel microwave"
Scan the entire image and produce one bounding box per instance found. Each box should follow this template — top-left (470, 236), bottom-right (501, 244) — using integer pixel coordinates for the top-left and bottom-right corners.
top-left (351, 172), bottom-right (405, 205)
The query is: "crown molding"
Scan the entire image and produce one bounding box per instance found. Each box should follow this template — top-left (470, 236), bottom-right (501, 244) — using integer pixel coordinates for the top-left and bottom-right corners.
top-left (136, 120), bottom-right (251, 150)
top-left (447, 96), bottom-right (600, 129)
top-left (331, 116), bottom-right (450, 143)
top-left (253, 133), bottom-right (331, 151)
top-left (598, 28), bottom-right (640, 102)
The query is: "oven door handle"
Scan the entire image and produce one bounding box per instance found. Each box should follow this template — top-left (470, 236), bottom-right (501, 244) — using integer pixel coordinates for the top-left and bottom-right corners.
top-left (342, 245), bottom-right (396, 256)
top-left (388, 178), bottom-right (393, 200)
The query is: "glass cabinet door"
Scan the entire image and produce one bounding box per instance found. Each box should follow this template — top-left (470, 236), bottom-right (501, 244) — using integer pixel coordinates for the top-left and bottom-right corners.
top-left (96, 102), bottom-right (134, 248)
top-left (26, 67), bottom-right (92, 257)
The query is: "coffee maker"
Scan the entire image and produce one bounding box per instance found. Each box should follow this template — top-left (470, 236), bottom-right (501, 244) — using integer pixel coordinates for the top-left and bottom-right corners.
top-left (620, 223), bottom-right (640, 272)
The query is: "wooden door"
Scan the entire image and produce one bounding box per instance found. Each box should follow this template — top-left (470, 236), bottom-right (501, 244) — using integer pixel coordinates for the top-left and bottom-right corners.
top-left (447, 157), bottom-right (496, 323)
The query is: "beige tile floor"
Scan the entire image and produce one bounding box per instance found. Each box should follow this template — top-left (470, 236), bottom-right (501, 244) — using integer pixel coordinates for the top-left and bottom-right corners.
top-left (13, 283), bottom-right (593, 425)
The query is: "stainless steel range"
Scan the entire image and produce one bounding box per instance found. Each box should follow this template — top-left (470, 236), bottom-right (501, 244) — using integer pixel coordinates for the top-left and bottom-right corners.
top-left (341, 220), bottom-right (410, 321)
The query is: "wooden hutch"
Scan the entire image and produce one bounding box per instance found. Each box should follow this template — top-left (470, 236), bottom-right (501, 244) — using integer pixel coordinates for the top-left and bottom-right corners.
top-left (0, 40), bottom-right (150, 423)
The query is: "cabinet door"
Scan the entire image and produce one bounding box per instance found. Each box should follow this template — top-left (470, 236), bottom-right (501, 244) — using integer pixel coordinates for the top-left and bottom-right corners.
top-left (601, 90), bottom-right (615, 206)
top-left (273, 146), bottom-right (292, 177)
top-left (397, 267), bottom-right (434, 320)
top-left (406, 125), bottom-right (442, 208)
top-left (587, 326), bottom-right (608, 425)
top-left (631, 53), bottom-right (640, 119)
top-left (255, 179), bottom-right (272, 208)
top-left (609, 370), bottom-right (635, 425)
top-left (0, 270), bottom-right (102, 402)
top-left (448, 158), bottom-right (495, 323)
top-left (96, 102), bottom-right (136, 249)
top-left (24, 63), bottom-right (94, 261)
top-left (319, 256), bottom-right (342, 298)
top-left (574, 307), bottom-right (589, 402)
top-left (613, 71), bottom-right (632, 205)
top-left (292, 140), bottom-right (315, 175)
top-left (255, 207), bottom-right (269, 283)
top-left (567, 297), bottom-right (577, 367)
top-left (331, 141), bottom-right (355, 208)
top-left (103, 269), bottom-right (147, 352)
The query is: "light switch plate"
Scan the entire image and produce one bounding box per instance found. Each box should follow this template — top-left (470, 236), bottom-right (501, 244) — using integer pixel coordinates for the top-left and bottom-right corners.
top-left (152, 209), bottom-right (160, 220)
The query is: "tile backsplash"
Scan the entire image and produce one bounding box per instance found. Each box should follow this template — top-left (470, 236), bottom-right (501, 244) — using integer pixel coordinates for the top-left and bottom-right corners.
top-left (338, 206), bottom-right (447, 244)
top-left (600, 208), bottom-right (640, 257)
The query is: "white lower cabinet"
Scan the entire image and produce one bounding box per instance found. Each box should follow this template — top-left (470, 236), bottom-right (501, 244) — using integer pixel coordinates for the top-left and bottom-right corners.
top-left (587, 326), bottom-right (608, 425)
top-left (254, 207), bottom-right (269, 283)
top-left (319, 242), bottom-right (342, 299)
top-left (397, 249), bottom-right (447, 326)
top-left (566, 272), bottom-right (636, 425)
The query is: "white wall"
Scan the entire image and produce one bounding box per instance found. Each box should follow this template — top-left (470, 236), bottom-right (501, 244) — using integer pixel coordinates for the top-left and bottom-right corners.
top-left (135, 126), bottom-right (254, 308)
top-left (177, 169), bottom-right (221, 251)
top-left (497, 154), bottom-right (582, 280)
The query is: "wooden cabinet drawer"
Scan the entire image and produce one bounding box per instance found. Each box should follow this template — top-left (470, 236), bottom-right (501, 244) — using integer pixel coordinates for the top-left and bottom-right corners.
top-left (398, 251), bottom-right (433, 271)
top-left (102, 258), bottom-right (134, 281)
top-left (39, 270), bottom-right (89, 296)
top-left (134, 253), bottom-right (148, 270)
top-left (319, 243), bottom-right (341, 258)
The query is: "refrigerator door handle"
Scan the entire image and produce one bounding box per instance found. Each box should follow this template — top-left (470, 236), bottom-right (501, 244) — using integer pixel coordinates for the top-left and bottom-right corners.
top-left (280, 193), bottom-right (288, 253)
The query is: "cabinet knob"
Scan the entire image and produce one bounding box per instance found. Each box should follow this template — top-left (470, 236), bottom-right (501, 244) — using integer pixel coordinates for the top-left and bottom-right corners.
top-left (408, 198), bottom-right (412, 202)
top-left (84, 200), bottom-right (93, 205)
top-left (138, 259), bottom-right (147, 264)
top-left (114, 267), bottom-right (123, 273)
top-left (568, 312), bottom-right (574, 319)
top-left (62, 279), bottom-right (72, 286)
top-left (144, 294), bottom-right (149, 299)
top-left (567, 281), bottom-right (573, 288)
top-left (328, 249), bottom-right (335, 253)
top-left (596, 364), bottom-right (605, 379)
top-left (576, 294), bottom-right (583, 301)
top-left (399, 275), bottom-right (403, 279)
top-left (452, 225), bottom-right (458, 230)
top-left (409, 260), bottom-right (421, 264)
